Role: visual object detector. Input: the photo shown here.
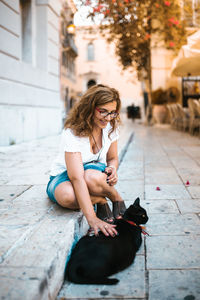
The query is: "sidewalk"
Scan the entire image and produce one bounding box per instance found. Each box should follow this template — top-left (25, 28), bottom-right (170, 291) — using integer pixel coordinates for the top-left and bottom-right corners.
top-left (0, 114), bottom-right (133, 300)
top-left (0, 119), bottom-right (200, 300)
top-left (58, 124), bottom-right (200, 300)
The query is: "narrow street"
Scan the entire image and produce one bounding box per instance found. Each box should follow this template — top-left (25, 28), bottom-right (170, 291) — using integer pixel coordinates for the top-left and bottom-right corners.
top-left (58, 122), bottom-right (200, 300)
top-left (0, 117), bottom-right (199, 299)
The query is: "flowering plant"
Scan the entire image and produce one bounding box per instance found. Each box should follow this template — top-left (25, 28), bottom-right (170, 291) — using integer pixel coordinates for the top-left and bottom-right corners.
top-left (80, 0), bottom-right (190, 83)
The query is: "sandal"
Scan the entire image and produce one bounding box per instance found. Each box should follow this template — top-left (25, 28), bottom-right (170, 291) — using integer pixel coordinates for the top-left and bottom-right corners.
top-left (113, 201), bottom-right (126, 219)
top-left (96, 203), bottom-right (114, 224)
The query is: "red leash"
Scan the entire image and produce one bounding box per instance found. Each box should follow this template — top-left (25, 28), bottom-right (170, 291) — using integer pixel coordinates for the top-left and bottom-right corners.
top-left (125, 220), bottom-right (149, 236)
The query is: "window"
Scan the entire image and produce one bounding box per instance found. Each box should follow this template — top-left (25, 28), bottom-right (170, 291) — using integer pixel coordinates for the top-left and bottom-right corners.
top-left (20, 0), bottom-right (32, 63)
top-left (87, 43), bottom-right (95, 61)
top-left (182, 0), bottom-right (200, 27)
top-left (87, 79), bottom-right (96, 89)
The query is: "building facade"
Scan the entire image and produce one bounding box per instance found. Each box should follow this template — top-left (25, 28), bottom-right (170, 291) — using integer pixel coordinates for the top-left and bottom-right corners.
top-left (151, 0), bottom-right (200, 95)
top-left (75, 26), bottom-right (144, 114)
top-left (60, 1), bottom-right (78, 117)
top-left (0, 0), bottom-right (71, 146)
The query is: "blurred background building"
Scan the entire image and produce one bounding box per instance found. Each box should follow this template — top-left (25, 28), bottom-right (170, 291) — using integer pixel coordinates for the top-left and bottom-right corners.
top-left (0, 0), bottom-right (199, 145)
top-left (0, 0), bottom-right (77, 146)
top-left (74, 25), bottom-right (143, 115)
top-left (60, 0), bottom-right (78, 118)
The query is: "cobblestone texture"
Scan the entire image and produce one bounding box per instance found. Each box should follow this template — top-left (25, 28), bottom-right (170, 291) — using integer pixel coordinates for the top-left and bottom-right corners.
top-left (0, 119), bottom-right (200, 300)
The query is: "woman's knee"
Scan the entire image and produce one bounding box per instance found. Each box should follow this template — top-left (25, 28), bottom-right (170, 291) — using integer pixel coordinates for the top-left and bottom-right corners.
top-left (54, 183), bottom-right (79, 209)
top-left (84, 170), bottom-right (106, 193)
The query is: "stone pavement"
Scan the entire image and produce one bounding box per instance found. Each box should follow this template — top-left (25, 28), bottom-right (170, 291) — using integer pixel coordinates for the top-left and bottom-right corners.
top-left (0, 114), bottom-right (133, 300)
top-left (0, 118), bottom-right (200, 300)
top-left (58, 124), bottom-right (200, 300)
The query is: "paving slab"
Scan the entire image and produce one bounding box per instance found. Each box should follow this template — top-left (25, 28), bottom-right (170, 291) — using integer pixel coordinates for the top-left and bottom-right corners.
top-left (145, 169), bottom-right (182, 184)
top-left (1, 212), bottom-right (84, 299)
top-left (176, 199), bottom-right (200, 214)
top-left (9, 185), bottom-right (52, 211)
top-left (115, 181), bottom-right (144, 201)
top-left (187, 186), bottom-right (200, 198)
top-left (149, 270), bottom-right (200, 300)
top-left (0, 266), bottom-right (49, 300)
top-left (175, 167), bottom-right (200, 186)
top-left (0, 185), bottom-right (30, 204)
top-left (57, 255), bottom-right (146, 300)
top-left (146, 213), bottom-right (200, 236)
top-left (145, 184), bottom-right (191, 200)
top-left (144, 199), bottom-right (179, 214)
top-left (146, 235), bottom-right (200, 269)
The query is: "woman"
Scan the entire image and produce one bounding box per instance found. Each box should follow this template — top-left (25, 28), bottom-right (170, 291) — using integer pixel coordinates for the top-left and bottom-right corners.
top-left (46, 84), bottom-right (126, 237)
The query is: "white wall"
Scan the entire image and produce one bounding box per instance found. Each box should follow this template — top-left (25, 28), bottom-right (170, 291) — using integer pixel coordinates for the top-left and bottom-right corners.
top-left (75, 27), bottom-right (143, 114)
top-left (0, 0), bottom-right (64, 146)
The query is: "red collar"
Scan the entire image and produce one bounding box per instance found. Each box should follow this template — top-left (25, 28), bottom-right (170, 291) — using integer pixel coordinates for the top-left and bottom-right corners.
top-left (125, 220), bottom-right (149, 236)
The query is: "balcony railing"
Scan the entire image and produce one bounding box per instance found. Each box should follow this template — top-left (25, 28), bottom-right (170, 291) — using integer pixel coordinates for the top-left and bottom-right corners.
top-left (62, 35), bottom-right (78, 57)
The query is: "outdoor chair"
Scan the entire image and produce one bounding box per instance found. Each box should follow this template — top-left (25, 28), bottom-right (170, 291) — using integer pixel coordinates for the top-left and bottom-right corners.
top-left (176, 103), bottom-right (190, 132)
top-left (167, 104), bottom-right (176, 128)
top-left (188, 99), bottom-right (200, 136)
top-left (171, 104), bottom-right (183, 130)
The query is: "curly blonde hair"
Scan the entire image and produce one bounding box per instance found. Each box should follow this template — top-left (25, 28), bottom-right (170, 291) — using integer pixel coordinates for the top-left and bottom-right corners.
top-left (64, 84), bottom-right (121, 137)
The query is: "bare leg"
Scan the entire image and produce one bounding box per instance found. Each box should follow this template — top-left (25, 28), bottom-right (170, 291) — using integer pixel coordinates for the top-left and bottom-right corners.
top-left (90, 195), bottom-right (107, 205)
top-left (85, 169), bottom-right (123, 202)
top-left (54, 181), bottom-right (79, 209)
top-left (54, 181), bottom-right (108, 209)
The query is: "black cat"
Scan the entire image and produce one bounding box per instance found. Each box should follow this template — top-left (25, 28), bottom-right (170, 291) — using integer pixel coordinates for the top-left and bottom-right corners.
top-left (65, 197), bottom-right (148, 285)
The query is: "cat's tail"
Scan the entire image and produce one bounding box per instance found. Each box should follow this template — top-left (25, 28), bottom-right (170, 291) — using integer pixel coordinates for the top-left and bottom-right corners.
top-left (68, 276), bottom-right (119, 285)
top-left (66, 266), bottom-right (119, 285)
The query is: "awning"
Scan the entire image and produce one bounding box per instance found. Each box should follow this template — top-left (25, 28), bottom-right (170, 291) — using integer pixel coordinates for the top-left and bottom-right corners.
top-left (172, 56), bottom-right (200, 76)
top-left (171, 30), bottom-right (200, 77)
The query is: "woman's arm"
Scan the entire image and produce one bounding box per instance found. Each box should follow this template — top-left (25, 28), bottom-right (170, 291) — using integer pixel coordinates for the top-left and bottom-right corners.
top-left (65, 152), bottom-right (117, 236)
top-left (105, 141), bottom-right (118, 186)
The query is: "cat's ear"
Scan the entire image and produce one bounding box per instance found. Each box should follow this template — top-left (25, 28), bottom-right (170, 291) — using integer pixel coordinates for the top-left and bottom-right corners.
top-left (133, 197), bottom-right (140, 206)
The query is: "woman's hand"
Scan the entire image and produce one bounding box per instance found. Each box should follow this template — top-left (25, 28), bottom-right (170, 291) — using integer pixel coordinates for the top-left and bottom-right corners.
top-left (88, 216), bottom-right (118, 237)
top-left (105, 166), bottom-right (118, 186)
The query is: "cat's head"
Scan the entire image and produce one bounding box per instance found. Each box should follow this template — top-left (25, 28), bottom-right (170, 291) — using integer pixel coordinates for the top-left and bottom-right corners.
top-left (123, 198), bottom-right (148, 225)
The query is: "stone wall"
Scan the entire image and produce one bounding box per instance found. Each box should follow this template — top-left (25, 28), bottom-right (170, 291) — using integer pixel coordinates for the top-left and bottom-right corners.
top-left (0, 0), bottom-right (64, 146)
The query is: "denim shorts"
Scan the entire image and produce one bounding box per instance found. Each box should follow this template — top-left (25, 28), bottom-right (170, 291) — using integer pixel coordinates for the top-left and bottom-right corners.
top-left (46, 161), bottom-right (106, 204)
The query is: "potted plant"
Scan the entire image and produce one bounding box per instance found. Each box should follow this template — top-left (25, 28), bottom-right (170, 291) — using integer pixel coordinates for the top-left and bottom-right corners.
top-left (151, 88), bottom-right (168, 124)
top-left (151, 87), bottom-right (180, 123)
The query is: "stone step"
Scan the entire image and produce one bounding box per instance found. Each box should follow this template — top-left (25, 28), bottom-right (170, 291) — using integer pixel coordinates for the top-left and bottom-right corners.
top-left (0, 203), bottom-right (89, 300)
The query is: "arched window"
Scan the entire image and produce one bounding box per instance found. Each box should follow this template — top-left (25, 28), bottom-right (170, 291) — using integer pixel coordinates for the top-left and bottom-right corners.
top-left (87, 43), bottom-right (94, 61)
top-left (87, 79), bottom-right (96, 89)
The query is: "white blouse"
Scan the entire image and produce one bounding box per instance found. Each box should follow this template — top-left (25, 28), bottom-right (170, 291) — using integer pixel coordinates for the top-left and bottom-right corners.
top-left (50, 123), bottom-right (119, 176)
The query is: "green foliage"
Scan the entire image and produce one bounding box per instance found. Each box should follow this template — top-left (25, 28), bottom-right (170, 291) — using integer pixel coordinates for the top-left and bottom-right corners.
top-left (81, 0), bottom-right (189, 81)
top-left (151, 86), bottom-right (180, 105)
top-left (151, 88), bottom-right (167, 105)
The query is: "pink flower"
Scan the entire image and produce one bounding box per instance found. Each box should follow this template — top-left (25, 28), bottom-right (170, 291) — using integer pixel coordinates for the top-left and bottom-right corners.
top-left (165, 1), bottom-right (171, 6)
top-left (168, 18), bottom-right (180, 25)
top-left (145, 33), bottom-right (151, 40)
top-left (103, 9), bottom-right (110, 15)
top-left (93, 5), bottom-right (103, 13)
top-left (168, 17), bottom-right (175, 23)
top-left (169, 41), bottom-right (175, 47)
top-left (186, 180), bottom-right (190, 186)
top-left (156, 186), bottom-right (161, 191)
top-left (174, 20), bottom-right (179, 25)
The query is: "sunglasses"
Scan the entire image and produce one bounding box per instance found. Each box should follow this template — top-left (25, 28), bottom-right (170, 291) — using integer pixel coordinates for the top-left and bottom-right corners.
top-left (96, 107), bottom-right (119, 119)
